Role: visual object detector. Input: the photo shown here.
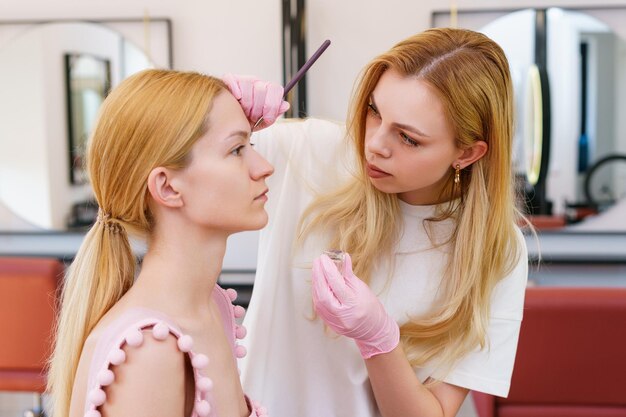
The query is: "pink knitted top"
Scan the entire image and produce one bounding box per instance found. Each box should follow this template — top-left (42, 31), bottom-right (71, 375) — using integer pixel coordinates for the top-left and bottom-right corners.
top-left (82, 285), bottom-right (268, 417)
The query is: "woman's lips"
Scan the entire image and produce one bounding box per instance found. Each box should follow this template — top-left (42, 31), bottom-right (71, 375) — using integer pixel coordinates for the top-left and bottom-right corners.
top-left (366, 163), bottom-right (391, 179)
top-left (254, 189), bottom-right (269, 201)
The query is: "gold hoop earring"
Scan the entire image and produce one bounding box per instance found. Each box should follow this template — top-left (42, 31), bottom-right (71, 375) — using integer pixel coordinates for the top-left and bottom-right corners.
top-left (454, 164), bottom-right (461, 186)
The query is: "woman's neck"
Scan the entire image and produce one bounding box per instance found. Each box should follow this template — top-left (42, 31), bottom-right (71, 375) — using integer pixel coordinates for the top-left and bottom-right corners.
top-left (132, 222), bottom-right (228, 317)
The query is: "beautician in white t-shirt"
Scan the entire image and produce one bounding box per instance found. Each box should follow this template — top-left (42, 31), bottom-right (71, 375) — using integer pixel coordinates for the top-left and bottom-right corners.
top-left (225, 27), bottom-right (529, 417)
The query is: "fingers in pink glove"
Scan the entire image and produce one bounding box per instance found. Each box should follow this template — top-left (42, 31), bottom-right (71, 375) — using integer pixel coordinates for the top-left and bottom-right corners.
top-left (239, 79), bottom-right (257, 119)
top-left (319, 254), bottom-right (352, 302)
top-left (222, 73), bottom-right (290, 130)
top-left (222, 74), bottom-right (238, 97)
top-left (340, 252), bottom-right (354, 277)
top-left (312, 257), bottom-right (342, 309)
top-left (250, 81), bottom-right (269, 122)
top-left (222, 73), bottom-right (244, 100)
top-left (262, 83), bottom-right (288, 124)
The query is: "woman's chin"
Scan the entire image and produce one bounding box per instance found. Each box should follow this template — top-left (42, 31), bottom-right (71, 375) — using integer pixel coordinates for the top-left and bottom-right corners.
top-left (369, 179), bottom-right (398, 195)
top-left (248, 212), bottom-right (269, 231)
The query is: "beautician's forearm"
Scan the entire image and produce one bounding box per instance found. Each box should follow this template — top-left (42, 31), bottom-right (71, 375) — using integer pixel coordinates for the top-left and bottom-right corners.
top-left (365, 345), bottom-right (467, 417)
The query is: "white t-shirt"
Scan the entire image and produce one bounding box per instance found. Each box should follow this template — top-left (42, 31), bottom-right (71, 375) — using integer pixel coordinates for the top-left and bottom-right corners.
top-left (240, 118), bottom-right (528, 417)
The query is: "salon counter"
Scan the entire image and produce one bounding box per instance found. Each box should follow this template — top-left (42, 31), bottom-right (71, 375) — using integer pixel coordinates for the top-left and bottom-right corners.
top-left (1, 230), bottom-right (626, 287)
top-left (524, 231), bottom-right (626, 262)
top-left (0, 230), bottom-right (259, 289)
top-left (523, 231), bottom-right (626, 287)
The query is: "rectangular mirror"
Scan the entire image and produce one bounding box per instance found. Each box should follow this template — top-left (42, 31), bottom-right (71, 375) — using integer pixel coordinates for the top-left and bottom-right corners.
top-left (65, 53), bottom-right (111, 185)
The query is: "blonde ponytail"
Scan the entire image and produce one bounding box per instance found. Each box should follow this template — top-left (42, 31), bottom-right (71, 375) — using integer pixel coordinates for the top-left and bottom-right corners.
top-left (48, 219), bottom-right (134, 416)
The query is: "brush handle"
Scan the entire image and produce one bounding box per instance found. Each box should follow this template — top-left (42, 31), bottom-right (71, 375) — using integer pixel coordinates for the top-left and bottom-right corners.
top-left (252, 39), bottom-right (331, 129)
top-left (283, 39), bottom-right (331, 96)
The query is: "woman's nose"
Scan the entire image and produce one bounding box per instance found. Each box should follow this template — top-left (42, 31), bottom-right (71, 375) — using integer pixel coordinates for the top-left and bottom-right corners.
top-left (366, 126), bottom-right (392, 159)
top-left (250, 150), bottom-right (274, 180)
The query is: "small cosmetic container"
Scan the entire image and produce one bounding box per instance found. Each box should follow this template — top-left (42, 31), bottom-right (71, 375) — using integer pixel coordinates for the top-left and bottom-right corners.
top-left (323, 249), bottom-right (346, 271)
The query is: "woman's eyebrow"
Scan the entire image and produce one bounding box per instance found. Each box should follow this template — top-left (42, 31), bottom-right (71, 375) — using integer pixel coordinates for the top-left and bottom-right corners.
top-left (392, 122), bottom-right (430, 138)
top-left (371, 93), bottom-right (430, 138)
top-left (223, 130), bottom-right (251, 142)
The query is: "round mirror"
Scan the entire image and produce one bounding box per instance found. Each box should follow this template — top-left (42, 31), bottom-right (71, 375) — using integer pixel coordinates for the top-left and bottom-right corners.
top-left (480, 8), bottom-right (626, 216)
top-left (0, 21), bottom-right (157, 230)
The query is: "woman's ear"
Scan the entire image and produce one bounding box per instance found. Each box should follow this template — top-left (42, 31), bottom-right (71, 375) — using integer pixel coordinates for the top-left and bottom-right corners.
top-left (454, 140), bottom-right (488, 169)
top-left (147, 167), bottom-right (184, 208)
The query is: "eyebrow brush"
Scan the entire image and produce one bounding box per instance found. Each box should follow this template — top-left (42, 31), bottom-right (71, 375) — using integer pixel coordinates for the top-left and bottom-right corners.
top-left (253, 39), bottom-right (331, 129)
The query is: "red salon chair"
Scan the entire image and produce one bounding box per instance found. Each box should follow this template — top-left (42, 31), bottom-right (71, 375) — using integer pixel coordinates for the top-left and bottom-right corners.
top-left (0, 257), bottom-right (64, 416)
top-left (473, 286), bottom-right (626, 417)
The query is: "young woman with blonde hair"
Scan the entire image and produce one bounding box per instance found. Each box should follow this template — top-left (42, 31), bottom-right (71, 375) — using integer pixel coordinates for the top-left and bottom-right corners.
top-left (226, 27), bottom-right (529, 417)
top-left (48, 69), bottom-right (273, 417)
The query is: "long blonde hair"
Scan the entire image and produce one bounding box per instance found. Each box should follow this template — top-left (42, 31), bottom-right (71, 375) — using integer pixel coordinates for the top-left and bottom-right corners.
top-left (300, 28), bottom-right (525, 372)
top-left (47, 69), bottom-right (227, 416)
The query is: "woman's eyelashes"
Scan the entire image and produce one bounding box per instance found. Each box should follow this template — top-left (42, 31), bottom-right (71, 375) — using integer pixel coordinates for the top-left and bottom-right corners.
top-left (400, 132), bottom-right (419, 147)
top-left (230, 145), bottom-right (244, 156)
top-left (367, 102), bottom-right (380, 117)
top-left (230, 142), bottom-right (255, 157)
top-left (230, 142), bottom-right (251, 156)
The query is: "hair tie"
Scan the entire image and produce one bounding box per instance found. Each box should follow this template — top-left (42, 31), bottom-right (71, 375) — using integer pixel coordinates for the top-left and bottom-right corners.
top-left (96, 209), bottom-right (124, 234)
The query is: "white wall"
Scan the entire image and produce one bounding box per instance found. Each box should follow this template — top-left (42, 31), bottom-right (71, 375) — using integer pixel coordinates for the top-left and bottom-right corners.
top-left (0, 0), bottom-right (283, 82)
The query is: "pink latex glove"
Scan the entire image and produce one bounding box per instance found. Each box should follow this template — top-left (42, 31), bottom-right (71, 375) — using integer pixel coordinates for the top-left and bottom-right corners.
top-left (222, 74), bottom-right (290, 130)
top-left (311, 253), bottom-right (400, 359)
